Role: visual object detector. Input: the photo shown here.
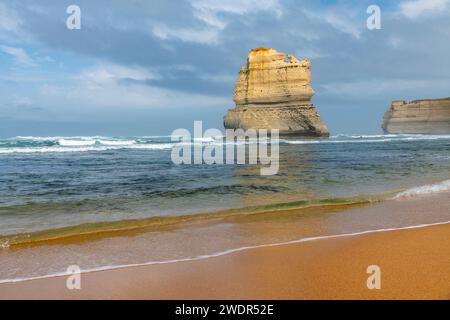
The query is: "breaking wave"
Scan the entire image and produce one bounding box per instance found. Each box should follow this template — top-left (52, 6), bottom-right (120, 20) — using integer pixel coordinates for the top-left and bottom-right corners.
top-left (0, 144), bottom-right (175, 154)
top-left (282, 134), bottom-right (450, 145)
top-left (0, 136), bottom-right (175, 154)
top-left (395, 179), bottom-right (450, 199)
top-left (1, 134), bottom-right (450, 154)
top-left (58, 139), bottom-right (96, 146)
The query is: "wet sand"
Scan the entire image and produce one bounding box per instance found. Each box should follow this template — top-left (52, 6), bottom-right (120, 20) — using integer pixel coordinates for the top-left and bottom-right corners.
top-left (1, 220), bottom-right (449, 299)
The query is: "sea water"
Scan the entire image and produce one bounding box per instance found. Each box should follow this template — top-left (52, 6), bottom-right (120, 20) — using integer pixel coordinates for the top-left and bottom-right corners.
top-left (0, 134), bottom-right (449, 235)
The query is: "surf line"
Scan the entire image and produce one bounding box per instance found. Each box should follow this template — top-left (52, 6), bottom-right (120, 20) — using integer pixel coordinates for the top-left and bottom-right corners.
top-left (0, 220), bottom-right (449, 285)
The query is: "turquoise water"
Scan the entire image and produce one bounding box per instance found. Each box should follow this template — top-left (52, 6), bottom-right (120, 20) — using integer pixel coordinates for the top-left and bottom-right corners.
top-left (0, 134), bottom-right (449, 235)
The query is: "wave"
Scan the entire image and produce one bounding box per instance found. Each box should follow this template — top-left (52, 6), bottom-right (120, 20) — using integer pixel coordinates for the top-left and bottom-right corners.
top-left (1, 133), bottom-right (450, 154)
top-left (282, 138), bottom-right (393, 145)
top-left (283, 133), bottom-right (450, 145)
top-left (58, 139), bottom-right (96, 146)
top-left (97, 140), bottom-right (136, 146)
top-left (332, 133), bottom-right (450, 140)
top-left (13, 135), bottom-right (108, 142)
top-left (0, 144), bottom-right (175, 154)
top-left (395, 179), bottom-right (450, 199)
top-left (59, 138), bottom-right (138, 147)
top-left (1, 219), bottom-right (448, 284)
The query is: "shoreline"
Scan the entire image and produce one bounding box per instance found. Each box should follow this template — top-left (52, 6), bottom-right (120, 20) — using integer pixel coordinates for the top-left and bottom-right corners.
top-left (0, 219), bottom-right (449, 285)
top-left (0, 194), bottom-right (386, 249)
top-left (3, 175), bottom-right (450, 249)
top-left (1, 190), bottom-right (449, 299)
top-left (1, 220), bottom-right (449, 299)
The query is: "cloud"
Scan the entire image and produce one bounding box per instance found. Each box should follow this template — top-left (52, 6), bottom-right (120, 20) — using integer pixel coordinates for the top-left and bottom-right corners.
top-left (303, 7), bottom-right (363, 39)
top-left (152, 0), bottom-right (282, 44)
top-left (75, 63), bottom-right (159, 88)
top-left (318, 78), bottom-right (450, 102)
top-left (13, 96), bottom-right (33, 107)
top-left (295, 48), bottom-right (329, 60)
top-left (152, 24), bottom-right (219, 44)
top-left (191, 0), bottom-right (282, 27)
top-left (36, 62), bottom-right (228, 113)
top-left (0, 2), bottom-right (22, 33)
top-left (399, 0), bottom-right (450, 18)
top-left (0, 45), bottom-right (37, 67)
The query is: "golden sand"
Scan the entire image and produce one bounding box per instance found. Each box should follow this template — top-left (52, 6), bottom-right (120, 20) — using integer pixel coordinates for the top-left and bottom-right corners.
top-left (1, 222), bottom-right (449, 299)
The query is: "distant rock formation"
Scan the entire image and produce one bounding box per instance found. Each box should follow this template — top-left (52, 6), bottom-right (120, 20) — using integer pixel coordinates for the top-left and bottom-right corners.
top-left (224, 48), bottom-right (329, 136)
top-left (382, 98), bottom-right (450, 134)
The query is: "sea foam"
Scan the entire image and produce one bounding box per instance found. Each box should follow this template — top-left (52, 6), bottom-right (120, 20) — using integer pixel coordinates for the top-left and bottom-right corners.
top-left (58, 139), bottom-right (96, 146)
top-left (0, 144), bottom-right (174, 154)
top-left (395, 179), bottom-right (450, 199)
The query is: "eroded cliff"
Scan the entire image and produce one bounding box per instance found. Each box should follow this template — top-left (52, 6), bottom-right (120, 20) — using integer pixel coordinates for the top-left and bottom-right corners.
top-left (382, 98), bottom-right (450, 134)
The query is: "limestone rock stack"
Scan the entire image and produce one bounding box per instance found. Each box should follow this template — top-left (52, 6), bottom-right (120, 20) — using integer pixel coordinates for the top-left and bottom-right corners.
top-left (382, 98), bottom-right (450, 134)
top-left (224, 48), bottom-right (329, 136)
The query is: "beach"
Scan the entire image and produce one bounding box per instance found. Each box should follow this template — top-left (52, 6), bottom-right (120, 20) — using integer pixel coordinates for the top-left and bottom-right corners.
top-left (0, 134), bottom-right (449, 300)
top-left (1, 192), bottom-right (449, 300)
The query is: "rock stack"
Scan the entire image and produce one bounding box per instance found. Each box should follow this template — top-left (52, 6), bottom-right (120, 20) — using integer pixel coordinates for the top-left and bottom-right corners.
top-left (224, 48), bottom-right (329, 136)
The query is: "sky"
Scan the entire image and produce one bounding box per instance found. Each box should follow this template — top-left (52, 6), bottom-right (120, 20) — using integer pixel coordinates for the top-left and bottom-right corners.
top-left (1, 0), bottom-right (450, 137)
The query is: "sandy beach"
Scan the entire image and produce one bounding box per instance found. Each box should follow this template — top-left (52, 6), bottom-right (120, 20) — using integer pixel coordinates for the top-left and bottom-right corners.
top-left (1, 208), bottom-right (449, 300)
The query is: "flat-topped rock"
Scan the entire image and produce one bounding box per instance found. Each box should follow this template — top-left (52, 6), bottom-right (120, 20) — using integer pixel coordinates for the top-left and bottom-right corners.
top-left (224, 48), bottom-right (329, 136)
top-left (382, 98), bottom-right (450, 134)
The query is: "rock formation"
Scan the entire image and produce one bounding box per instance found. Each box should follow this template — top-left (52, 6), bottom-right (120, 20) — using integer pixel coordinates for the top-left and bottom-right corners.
top-left (224, 48), bottom-right (329, 136)
top-left (382, 98), bottom-right (450, 134)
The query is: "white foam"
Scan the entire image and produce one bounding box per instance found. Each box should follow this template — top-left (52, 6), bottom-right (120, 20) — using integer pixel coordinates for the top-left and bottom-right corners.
top-left (282, 139), bottom-right (392, 145)
top-left (395, 179), bottom-right (450, 199)
top-left (333, 134), bottom-right (450, 140)
top-left (97, 140), bottom-right (136, 146)
top-left (334, 134), bottom-right (399, 139)
top-left (12, 136), bottom-right (107, 142)
top-left (125, 143), bottom-right (174, 150)
top-left (58, 139), bottom-right (96, 146)
top-left (0, 144), bottom-right (175, 154)
top-left (1, 220), bottom-right (449, 284)
top-left (282, 133), bottom-right (450, 145)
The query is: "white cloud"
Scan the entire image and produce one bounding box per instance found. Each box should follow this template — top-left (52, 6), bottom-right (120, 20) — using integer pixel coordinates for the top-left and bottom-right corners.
top-left (387, 36), bottom-right (403, 49)
top-left (295, 48), bottom-right (329, 60)
top-left (66, 81), bottom-right (227, 110)
top-left (153, 0), bottom-right (282, 44)
top-left (199, 73), bottom-right (236, 83)
top-left (191, 0), bottom-right (282, 27)
top-left (320, 78), bottom-right (450, 98)
top-left (153, 24), bottom-right (219, 44)
top-left (0, 45), bottom-right (37, 67)
top-left (38, 62), bottom-right (228, 112)
top-left (324, 12), bottom-right (361, 39)
top-left (399, 0), bottom-right (450, 18)
top-left (303, 9), bottom-right (362, 39)
top-left (13, 96), bottom-right (32, 107)
top-left (0, 2), bottom-right (22, 33)
top-left (75, 63), bottom-right (159, 89)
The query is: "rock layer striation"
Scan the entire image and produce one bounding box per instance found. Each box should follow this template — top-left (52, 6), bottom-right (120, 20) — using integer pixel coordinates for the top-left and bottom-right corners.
top-left (224, 48), bottom-right (329, 136)
top-left (382, 98), bottom-right (450, 134)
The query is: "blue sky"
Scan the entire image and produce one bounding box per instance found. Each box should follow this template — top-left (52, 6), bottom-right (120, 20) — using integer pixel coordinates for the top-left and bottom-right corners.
top-left (1, 0), bottom-right (450, 137)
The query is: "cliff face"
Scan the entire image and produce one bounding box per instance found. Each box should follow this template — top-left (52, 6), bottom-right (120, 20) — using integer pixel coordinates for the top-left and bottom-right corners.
top-left (382, 98), bottom-right (450, 134)
top-left (224, 48), bottom-right (329, 136)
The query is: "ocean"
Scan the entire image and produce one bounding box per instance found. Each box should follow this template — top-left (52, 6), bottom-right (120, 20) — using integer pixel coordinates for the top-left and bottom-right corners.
top-left (0, 133), bottom-right (449, 282)
top-left (0, 134), bottom-right (450, 235)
